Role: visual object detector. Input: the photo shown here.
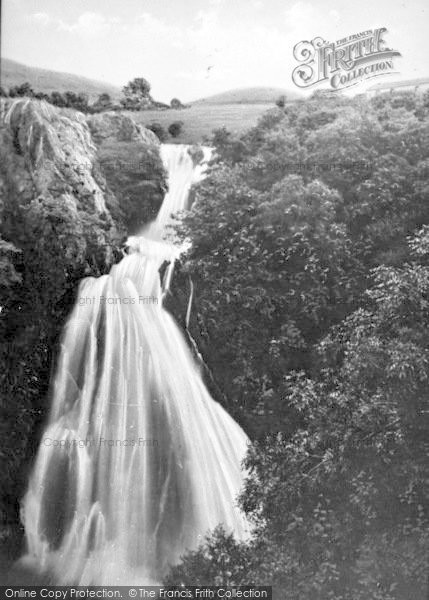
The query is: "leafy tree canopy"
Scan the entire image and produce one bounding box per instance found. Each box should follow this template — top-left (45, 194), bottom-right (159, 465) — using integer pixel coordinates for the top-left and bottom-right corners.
top-left (168, 90), bottom-right (429, 598)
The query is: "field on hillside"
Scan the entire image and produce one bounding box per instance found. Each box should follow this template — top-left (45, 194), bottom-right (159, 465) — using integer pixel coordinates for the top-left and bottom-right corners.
top-left (128, 103), bottom-right (275, 144)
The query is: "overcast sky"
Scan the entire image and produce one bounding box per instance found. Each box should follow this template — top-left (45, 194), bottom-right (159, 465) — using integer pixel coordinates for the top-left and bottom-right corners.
top-left (2, 0), bottom-right (428, 102)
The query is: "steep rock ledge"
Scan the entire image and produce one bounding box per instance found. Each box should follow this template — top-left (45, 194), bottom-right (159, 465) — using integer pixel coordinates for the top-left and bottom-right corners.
top-left (87, 112), bottom-right (166, 233)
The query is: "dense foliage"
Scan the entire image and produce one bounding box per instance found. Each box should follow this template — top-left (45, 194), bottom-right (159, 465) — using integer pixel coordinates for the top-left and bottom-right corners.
top-left (167, 90), bottom-right (429, 598)
top-left (120, 77), bottom-right (153, 110)
top-left (4, 78), bottom-right (175, 114)
top-left (146, 122), bottom-right (169, 142)
top-left (168, 121), bottom-right (184, 137)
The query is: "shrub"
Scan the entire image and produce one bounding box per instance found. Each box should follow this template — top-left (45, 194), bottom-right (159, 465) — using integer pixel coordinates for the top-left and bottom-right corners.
top-left (49, 91), bottom-right (67, 108)
top-left (168, 120), bottom-right (184, 137)
top-left (170, 97), bottom-right (184, 109)
top-left (9, 82), bottom-right (34, 98)
top-left (147, 122), bottom-right (168, 142)
top-left (121, 77), bottom-right (152, 110)
top-left (91, 93), bottom-right (113, 112)
top-left (275, 94), bottom-right (286, 108)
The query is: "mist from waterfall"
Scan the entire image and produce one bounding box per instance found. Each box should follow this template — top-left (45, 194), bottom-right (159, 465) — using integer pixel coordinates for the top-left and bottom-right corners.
top-left (20, 144), bottom-right (250, 585)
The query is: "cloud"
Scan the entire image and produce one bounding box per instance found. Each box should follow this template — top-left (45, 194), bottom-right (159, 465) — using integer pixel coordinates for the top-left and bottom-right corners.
top-left (131, 12), bottom-right (184, 48)
top-left (185, 9), bottom-right (231, 61)
top-left (285, 1), bottom-right (315, 24)
top-left (30, 12), bottom-right (51, 26)
top-left (27, 10), bottom-right (119, 37)
top-left (58, 12), bottom-right (120, 37)
top-left (284, 2), bottom-right (343, 42)
top-left (21, 5), bottom-right (343, 99)
top-left (177, 69), bottom-right (212, 81)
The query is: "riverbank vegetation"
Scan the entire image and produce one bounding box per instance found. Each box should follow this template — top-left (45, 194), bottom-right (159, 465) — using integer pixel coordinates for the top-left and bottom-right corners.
top-left (165, 89), bottom-right (429, 599)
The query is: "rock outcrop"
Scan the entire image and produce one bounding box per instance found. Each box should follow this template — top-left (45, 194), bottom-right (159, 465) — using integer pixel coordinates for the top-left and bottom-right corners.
top-left (87, 112), bottom-right (166, 233)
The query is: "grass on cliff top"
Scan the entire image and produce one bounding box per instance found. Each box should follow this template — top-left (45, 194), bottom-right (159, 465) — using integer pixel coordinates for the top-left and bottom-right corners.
top-left (127, 103), bottom-right (275, 144)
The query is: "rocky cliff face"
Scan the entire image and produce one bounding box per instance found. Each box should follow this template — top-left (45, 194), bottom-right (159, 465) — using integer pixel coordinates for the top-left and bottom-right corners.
top-left (0, 99), bottom-right (166, 554)
top-left (87, 112), bottom-right (166, 232)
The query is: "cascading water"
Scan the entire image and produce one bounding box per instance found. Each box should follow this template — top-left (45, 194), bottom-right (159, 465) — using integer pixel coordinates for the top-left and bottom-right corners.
top-left (20, 144), bottom-right (250, 585)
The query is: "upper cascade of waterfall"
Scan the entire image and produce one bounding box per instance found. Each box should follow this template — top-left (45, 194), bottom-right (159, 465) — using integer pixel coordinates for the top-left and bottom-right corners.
top-left (127, 144), bottom-right (212, 255)
top-left (126, 143), bottom-right (212, 295)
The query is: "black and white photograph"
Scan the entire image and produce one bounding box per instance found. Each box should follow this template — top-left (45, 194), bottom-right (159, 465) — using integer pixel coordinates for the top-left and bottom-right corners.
top-left (0, 1), bottom-right (428, 597)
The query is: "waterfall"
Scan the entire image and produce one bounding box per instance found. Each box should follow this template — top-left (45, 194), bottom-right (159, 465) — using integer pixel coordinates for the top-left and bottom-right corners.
top-left (20, 144), bottom-right (250, 585)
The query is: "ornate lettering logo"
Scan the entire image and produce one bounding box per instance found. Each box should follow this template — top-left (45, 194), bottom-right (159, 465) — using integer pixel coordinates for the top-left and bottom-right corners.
top-left (292, 28), bottom-right (401, 91)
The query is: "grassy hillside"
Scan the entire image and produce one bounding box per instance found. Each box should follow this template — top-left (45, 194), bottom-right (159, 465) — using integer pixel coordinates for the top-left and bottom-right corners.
top-left (0, 59), bottom-right (299, 142)
top-left (130, 103), bottom-right (279, 144)
top-left (193, 86), bottom-right (300, 105)
top-left (367, 76), bottom-right (429, 92)
top-left (1, 58), bottom-right (122, 101)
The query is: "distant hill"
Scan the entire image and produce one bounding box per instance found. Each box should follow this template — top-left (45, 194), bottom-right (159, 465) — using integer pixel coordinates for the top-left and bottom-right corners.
top-left (192, 86), bottom-right (300, 105)
top-left (367, 77), bottom-right (429, 92)
top-left (1, 58), bottom-right (122, 101)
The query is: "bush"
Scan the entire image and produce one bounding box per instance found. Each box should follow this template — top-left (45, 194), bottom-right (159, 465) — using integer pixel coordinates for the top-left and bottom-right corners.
top-left (33, 92), bottom-right (50, 102)
top-left (170, 98), bottom-right (184, 109)
top-left (91, 93), bottom-right (113, 113)
top-left (121, 77), bottom-right (152, 110)
top-left (147, 122), bottom-right (168, 142)
top-left (168, 120), bottom-right (184, 137)
top-left (9, 82), bottom-right (34, 98)
top-left (63, 91), bottom-right (90, 112)
top-left (49, 91), bottom-right (67, 108)
top-left (275, 94), bottom-right (286, 108)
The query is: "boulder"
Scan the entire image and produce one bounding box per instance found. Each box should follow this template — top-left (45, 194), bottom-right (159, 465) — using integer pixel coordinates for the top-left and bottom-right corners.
top-left (86, 111), bottom-right (159, 145)
top-left (87, 112), bottom-right (166, 233)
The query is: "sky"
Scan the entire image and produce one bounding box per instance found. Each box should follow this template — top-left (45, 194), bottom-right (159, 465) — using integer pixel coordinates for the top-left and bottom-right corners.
top-left (2, 0), bottom-right (428, 102)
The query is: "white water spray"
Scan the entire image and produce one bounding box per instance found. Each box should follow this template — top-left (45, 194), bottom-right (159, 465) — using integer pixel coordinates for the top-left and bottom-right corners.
top-left (20, 144), bottom-right (249, 585)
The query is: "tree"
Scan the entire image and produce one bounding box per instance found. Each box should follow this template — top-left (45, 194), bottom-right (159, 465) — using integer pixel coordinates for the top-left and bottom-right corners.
top-left (234, 232), bottom-right (429, 597)
top-left (146, 122), bottom-right (168, 142)
top-left (47, 91), bottom-right (89, 112)
top-left (92, 92), bottom-right (113, 112)
top-left (170, 97), bottom-right (184, 109)
top-left (164, 527), bottom-right (254, 586)
top-left (166, 89), bottom-right (429, 599)
top-left (33, 92), bottom-right (50, 102)
top-left (275, 94), bottom-right (286, 108)
top-left (0, 86), bottom-right (8, 97)
top-left (167, 228), bottom-right (429, 598)
top-left (50, 91), bottom-right (67, 108)
top-left (121, 77), bottom-right (152, 110)
top-left (73, 92), bottom-right (89, 113)
top-left (9, 82), bottom-right (34, 98)
top-left (168, 121), bottom-right (184, 137)
top-left (211, 127), bottom-right (249, 165)
top-left (62, 91), bottom-right (89, 112)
